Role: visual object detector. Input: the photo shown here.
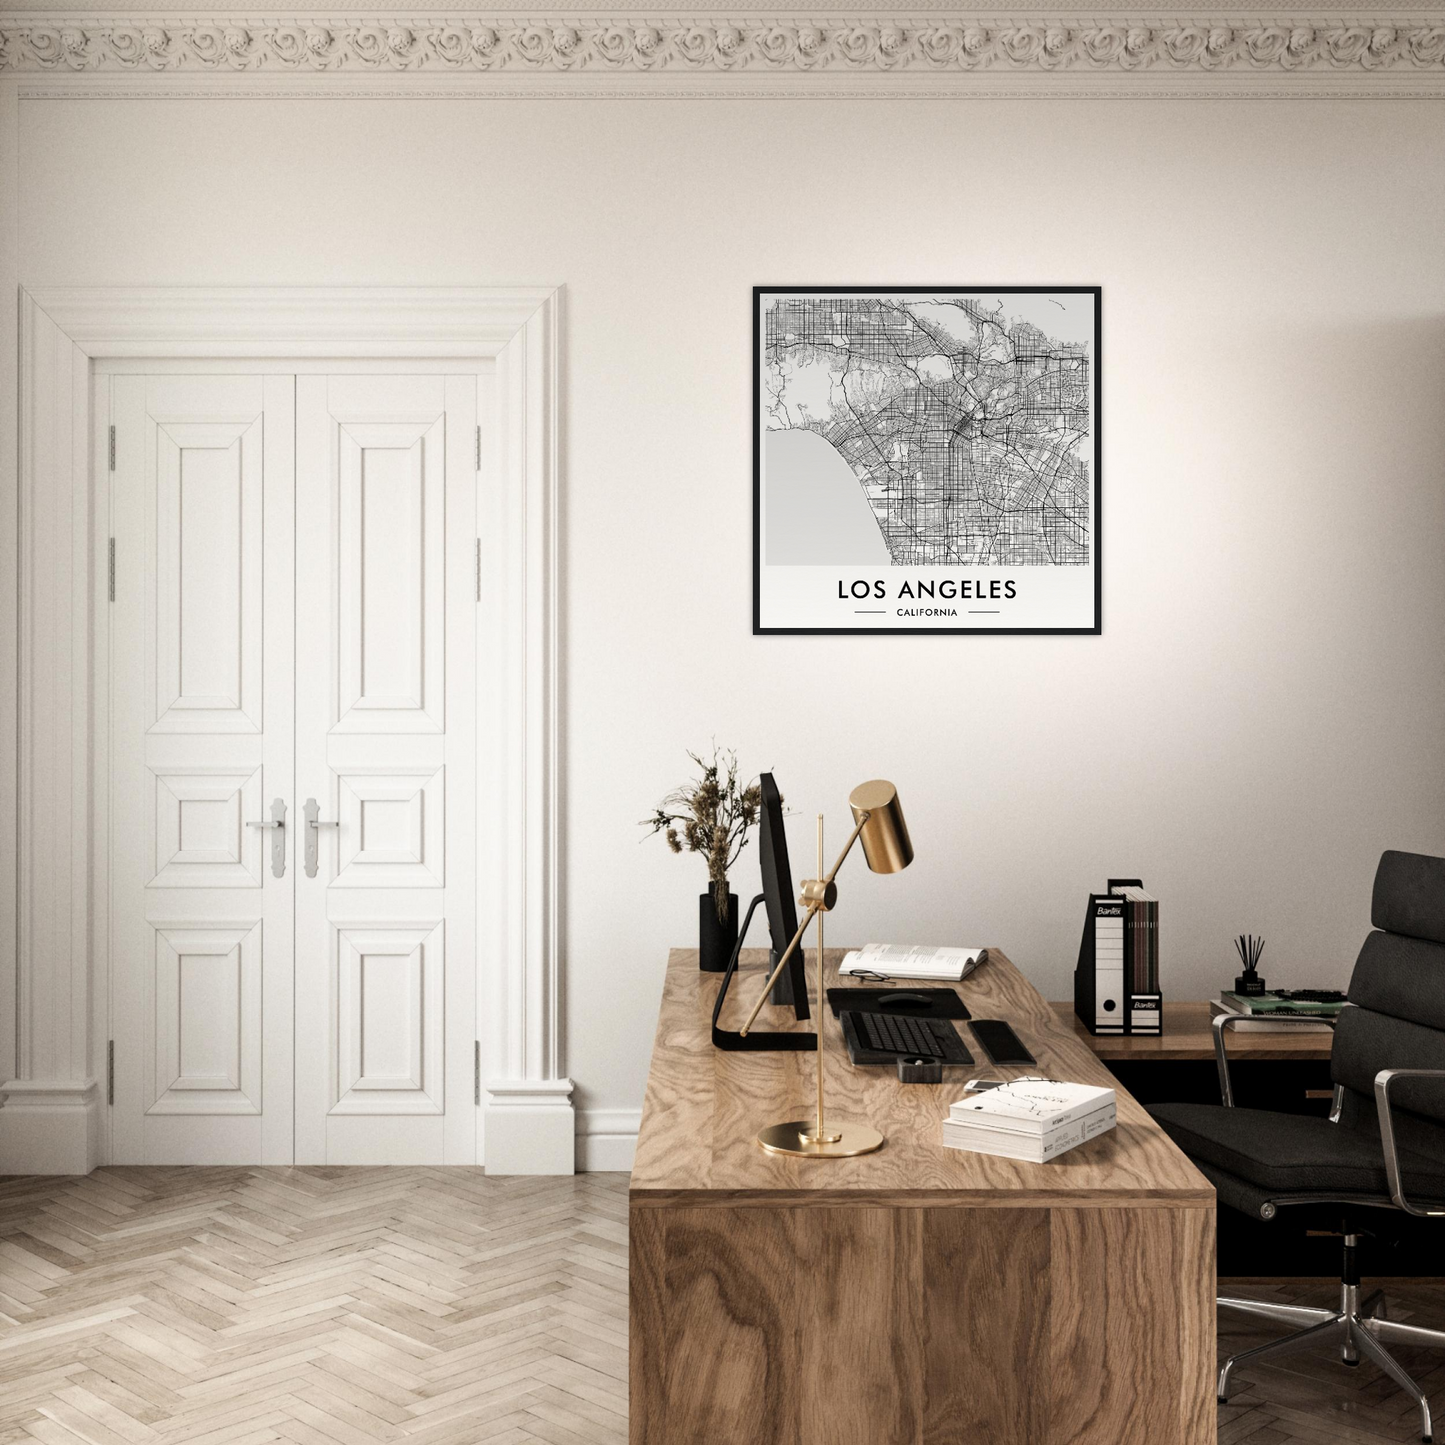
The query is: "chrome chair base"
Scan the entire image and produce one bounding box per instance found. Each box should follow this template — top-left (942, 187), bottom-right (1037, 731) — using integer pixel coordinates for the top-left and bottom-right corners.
top-left (1219, 1281), bottom-right (1445, 1442)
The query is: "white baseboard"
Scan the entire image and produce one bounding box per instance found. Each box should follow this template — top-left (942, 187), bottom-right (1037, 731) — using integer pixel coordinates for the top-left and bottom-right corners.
top-left (0, 1076), bottom-right (637, 1177)
top-left (0, 1079), bottom-right (102, 1175)
top-left (576, 1108), bottom-right (640, 1173)
top-left (483, 1078), bottom-right (575, 1175)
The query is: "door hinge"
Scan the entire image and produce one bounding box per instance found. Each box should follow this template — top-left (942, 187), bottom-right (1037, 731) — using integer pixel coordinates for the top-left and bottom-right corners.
top-left (108, 538), bottom-right (116, 602)
top-left (107, 1040), bottom-right (115, 1105)
top-left (474, 1041), bottom-right (481, 1106)
top-left (108, 425), bottom-right (116, 472)
top-left (475, 424), bottom-right (482, 472)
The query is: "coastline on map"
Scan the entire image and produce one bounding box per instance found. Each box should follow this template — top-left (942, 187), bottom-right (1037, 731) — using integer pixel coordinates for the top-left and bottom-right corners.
top-left (764, 429), bottom-right (892, 567)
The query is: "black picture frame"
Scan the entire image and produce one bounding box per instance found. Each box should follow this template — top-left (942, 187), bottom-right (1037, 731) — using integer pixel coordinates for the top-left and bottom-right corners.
top-left (752, 285), bottom-right (1102, 636)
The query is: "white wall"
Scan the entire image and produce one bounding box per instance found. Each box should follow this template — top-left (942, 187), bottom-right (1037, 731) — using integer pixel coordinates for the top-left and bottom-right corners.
top-left (16, 95), bottom-right (1445, 1147)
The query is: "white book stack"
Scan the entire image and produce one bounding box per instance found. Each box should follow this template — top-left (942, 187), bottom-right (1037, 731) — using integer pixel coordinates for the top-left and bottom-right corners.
top-left (941, 1078), bottom-right (1117, 1164)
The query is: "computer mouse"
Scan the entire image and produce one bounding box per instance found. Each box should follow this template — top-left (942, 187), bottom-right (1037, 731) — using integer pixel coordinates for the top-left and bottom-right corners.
top-left (879, 992), bottom-right (932, 1010)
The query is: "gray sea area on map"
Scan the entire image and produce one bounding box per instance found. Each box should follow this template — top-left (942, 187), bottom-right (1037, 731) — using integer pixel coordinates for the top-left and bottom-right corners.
top-left (765, 429), bottom-right (892, 566)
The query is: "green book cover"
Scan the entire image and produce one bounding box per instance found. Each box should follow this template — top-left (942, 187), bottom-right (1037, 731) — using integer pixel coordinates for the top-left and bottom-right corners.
top-left (1221, 992), bottom-right (1345, 1017)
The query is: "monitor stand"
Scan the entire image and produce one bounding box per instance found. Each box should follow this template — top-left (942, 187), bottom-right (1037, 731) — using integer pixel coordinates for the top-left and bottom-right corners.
top-left (711, 894), bottom-right (816, 1052)
top-left (769, 948), bottom-right (800, 1007)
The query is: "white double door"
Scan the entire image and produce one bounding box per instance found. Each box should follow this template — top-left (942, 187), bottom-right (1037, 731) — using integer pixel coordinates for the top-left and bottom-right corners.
top-left (109, 371), bottom-right (478, 1164)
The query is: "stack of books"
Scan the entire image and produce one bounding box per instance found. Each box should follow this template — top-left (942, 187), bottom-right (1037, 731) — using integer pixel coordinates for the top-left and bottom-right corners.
top-left (941, 1079), bottom-right (1117, 1163)
top-left (1210, 990), bottom-right (1345, 1033)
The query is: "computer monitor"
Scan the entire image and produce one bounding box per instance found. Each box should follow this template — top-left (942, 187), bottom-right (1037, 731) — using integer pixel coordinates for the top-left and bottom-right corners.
top-left (709, 771), bottom-right (815, 1051)
top-left (757, 772), bottom-right (810, 1020)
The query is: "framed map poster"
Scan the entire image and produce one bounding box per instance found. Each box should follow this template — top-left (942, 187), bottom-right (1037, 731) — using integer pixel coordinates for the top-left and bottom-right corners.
top-left (754, 286), bottom-right (1101, 635)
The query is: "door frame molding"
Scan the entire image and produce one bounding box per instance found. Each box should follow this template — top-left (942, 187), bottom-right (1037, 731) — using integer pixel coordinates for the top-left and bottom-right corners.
top-left (2, 285), bottom-right (570, 1174)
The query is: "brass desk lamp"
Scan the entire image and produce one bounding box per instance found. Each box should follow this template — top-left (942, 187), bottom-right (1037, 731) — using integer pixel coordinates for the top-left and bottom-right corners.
top-left (738, 779), bottom-right (913, 1158)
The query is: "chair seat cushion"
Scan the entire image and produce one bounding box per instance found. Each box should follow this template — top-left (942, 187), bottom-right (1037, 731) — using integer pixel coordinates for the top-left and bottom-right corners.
top-left (1148, 1102), bottom-right (1445, 1198)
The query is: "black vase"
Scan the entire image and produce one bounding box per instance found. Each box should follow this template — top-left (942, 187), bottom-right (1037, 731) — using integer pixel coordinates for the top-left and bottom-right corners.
top-left (699, 886), bottom-right (739, 972)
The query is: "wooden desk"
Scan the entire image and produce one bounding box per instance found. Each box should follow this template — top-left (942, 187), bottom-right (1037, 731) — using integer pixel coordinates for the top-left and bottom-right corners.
top-left (1052, 1000), bottom-right (1334, 1061)
top-left (1057, 1000), bottom-right (1355, 1278)
top-left (631, 949), bottom-right (1215, 1445)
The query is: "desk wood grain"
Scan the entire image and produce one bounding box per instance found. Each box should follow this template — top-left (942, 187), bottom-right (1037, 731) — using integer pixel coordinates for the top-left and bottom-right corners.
top-left (631, 948), bottom-right (1213, 1206)
top-left (629, 948), bottom-right (1216, 1445)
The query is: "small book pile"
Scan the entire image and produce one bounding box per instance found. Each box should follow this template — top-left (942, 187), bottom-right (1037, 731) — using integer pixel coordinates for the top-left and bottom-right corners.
top-left (941, 1079), bottom-right (1117, 1164)
top-left (1210, 991), bottom-right (1344, 1033)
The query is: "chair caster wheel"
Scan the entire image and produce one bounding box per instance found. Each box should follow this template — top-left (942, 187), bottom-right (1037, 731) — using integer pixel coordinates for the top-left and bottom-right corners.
top-left (1217, 1398), bottom-right (1227, 1405)
top-left (1343, 1358), bottom-right (1360, 1367)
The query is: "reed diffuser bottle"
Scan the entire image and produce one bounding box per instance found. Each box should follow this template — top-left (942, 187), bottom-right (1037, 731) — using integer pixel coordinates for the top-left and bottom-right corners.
top-left (1234, 934), bottom-right (1266, 996)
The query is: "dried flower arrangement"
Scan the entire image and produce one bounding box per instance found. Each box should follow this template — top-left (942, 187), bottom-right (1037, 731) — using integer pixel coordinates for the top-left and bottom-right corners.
top-left (643, 747), bottom-right (764, 922)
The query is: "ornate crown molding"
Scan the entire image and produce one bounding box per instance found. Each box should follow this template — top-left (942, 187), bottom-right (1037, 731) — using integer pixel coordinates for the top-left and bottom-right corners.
top-left (2, 13), bottom-right (1444, 83)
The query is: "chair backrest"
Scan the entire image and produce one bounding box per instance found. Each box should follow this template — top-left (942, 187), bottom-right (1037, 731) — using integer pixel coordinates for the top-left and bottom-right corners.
top-left (1332, 851), bottom-right (1445, 1149)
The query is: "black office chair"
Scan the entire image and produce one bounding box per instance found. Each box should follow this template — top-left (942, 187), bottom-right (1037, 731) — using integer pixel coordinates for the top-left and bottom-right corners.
top-left (1149, 849), bottom-right (1445, 1443)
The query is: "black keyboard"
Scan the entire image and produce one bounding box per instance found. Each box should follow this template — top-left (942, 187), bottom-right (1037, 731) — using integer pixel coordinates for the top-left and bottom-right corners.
top-left (842, 1010), bottom-right (974, 1064)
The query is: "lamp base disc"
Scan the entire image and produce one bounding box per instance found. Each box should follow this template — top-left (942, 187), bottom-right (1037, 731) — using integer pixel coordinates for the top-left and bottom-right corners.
top-left (757, 1119), bottom-right (884, 1158)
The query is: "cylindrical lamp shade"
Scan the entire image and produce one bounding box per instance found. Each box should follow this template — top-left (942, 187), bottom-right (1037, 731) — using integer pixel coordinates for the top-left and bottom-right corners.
top-left (848, 780), bottom-right (914, 874)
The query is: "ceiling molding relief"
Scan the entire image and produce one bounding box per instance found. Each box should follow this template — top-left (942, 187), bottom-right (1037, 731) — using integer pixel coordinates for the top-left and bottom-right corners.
top-left (2, 12), bottom-right (1444, 90)
top-left (2, 14), bottom-right (1443, 71)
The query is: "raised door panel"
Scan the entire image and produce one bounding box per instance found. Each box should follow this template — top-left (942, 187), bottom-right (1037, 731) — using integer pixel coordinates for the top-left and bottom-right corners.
top-left (333, 921), bottom-right (443, 1114)
top-left (148, 921), bottom-right (262, 1115)
top-left (295, 374), bottom-right (477, 1166)
top-left (150, 419), bottom-right (264, 734)
top-left (336, 422), bottom-right (444, 733)
top-left (149, 766), bottom-right (263, 888)
top-left (110, 374), bottom-right (295, 1166)
top-left (333, 767), bottom-right (444, 889)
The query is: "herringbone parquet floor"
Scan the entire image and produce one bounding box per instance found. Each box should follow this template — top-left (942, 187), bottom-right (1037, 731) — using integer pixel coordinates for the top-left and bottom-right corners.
top-left (0, 1168), bottom-right (628, 1445)
top-left (3, 1168), bottom-right (1445, 1444)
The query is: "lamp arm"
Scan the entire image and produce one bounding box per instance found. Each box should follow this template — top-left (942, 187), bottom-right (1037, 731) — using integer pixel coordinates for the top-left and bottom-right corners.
top-left (821, 812), bottom-right (870, 888)
top-left (737, 902), bottom-right (820, 1038)
top-left (738, 812), bottom-right (871, 1037)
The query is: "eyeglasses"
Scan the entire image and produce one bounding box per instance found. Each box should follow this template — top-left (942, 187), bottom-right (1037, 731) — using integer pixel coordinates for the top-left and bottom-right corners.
top-left (846, 958), bottom-right (986, 986)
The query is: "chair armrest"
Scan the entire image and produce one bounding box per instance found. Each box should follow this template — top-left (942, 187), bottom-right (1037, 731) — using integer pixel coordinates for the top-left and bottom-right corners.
top-left (1374, 1068), bottom-right (1445, 1217)
top-left (1212, 1011), bottom-right (1337, 1108)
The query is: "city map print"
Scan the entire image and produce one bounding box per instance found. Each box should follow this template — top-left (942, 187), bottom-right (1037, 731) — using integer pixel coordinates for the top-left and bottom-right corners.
top-left (764, 293), bottom-right (1091, 566)
top-left (754, 287), bottom-right (1100, 634)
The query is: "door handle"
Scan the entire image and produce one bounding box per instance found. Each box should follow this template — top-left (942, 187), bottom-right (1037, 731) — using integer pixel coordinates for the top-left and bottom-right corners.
top-left (246, 797), bottom-right (288, 879)
top-left (303, 797), bottom-right (339, 879)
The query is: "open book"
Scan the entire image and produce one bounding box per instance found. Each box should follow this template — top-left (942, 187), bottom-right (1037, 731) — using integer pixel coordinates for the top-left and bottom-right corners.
top-left (839, 943), bottom-right (987, 982)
